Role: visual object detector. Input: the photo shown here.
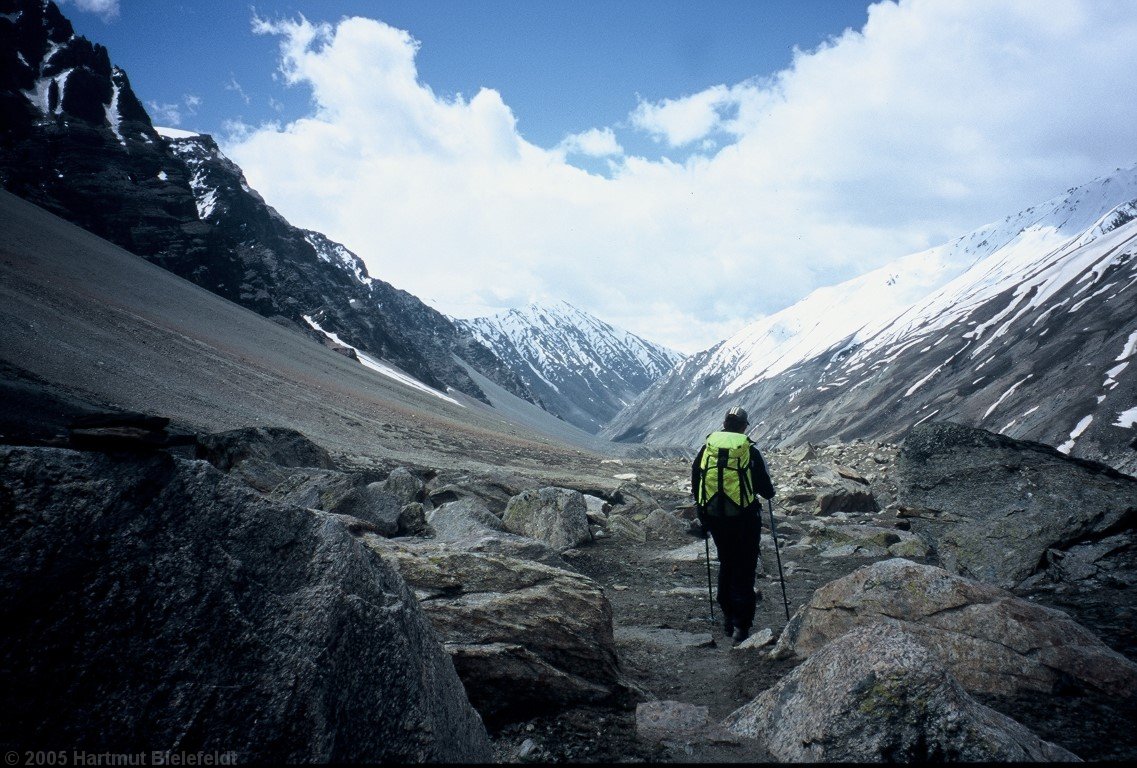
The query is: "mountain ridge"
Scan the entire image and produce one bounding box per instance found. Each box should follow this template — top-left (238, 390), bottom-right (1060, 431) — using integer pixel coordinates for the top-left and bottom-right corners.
top-left (457, 300), bottom-right (684, 433)
top-left (604, 165), bottom-right (1137, 474)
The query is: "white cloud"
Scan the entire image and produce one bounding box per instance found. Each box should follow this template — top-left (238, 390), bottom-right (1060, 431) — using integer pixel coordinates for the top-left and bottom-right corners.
top-left (557, 127), bottom-right (623, 158)
top-left (59, 0), bottom-right (119, 20)
top-left (630, 83), bottom-right (767, 148)
top-left (225, 76), bottom-right (251, 105)
top-left (147, 93), bottom-right (201, 128)
top-left (226, 1), bottom-right (1137, 354)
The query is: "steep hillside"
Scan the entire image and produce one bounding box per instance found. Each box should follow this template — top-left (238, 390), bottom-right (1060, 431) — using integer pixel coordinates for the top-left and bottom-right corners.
top-left (458, 301), bottom-right (683, 433)
top-left (0, 0), bottom-right (535, 407)
top-left (605, 168), bottom-right (1137, 473)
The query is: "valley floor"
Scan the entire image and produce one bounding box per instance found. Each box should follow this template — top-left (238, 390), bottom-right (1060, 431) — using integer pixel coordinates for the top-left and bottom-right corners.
top-left (484, 450), bottom-right (1137, 764)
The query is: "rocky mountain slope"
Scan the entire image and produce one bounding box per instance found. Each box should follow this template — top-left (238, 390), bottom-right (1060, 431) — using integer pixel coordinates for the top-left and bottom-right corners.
top-left (458, 301), bottom-right (683, 432)
top-left (605, 167), bottom-right (1137, 473)
top-left (0, 0), bottom-right (538, 407)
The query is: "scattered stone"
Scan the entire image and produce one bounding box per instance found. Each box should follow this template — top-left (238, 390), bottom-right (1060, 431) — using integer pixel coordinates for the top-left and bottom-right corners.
top-left (636, 701), bottom-right (711, 745)
top-left (770, 558), bottom-right (1137, 697)
top-left (725, 623), bottom-right (1079, 762)
top-left (654, 539), bottom-right (719, 562)
top-left (614, 472), bottom-right (638, 481)
top-left (397, 502), bottom-right (430, 536)
top-left (786, 443), bottom-right (817, 463)
top-left (607, 514), bottom-right (647, 543)
top-left (732, 628), bottom-right (774, 650)
top-left (379, 466), bottom-right (426, 506)
top-left (517, 738), bottom-right (540, 761)
top-left (642, 508), bottom-right (689, 541)
top-left (503, 487), bottom-right (592, 551)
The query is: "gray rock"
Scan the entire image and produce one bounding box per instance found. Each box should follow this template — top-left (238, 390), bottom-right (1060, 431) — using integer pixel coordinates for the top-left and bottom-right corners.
top-left (732, 628), bottom-right (774, 650)
top-left (266, 466), bottom-right (360, 510)
top-left (329, 481), bottom-right (403, 536)
top-left (816, 481), bottom-right (880, 515)
top-left (895, 422), bottom-right (1137, 588)
top-left (0, 446), bottom-right (490, 762)
top-left (427, 471), bottom-right (542, 515)
top-left (503, 487), bottom-right (591, 551)
top-left (725, 623), bottom-right (1079, 762)
top-left (428, 497), bottom-right (506, 540)
top-left (643, 508), bottom-right (689, 541)
top-left (770, 558), bottom-right (1137, 697)
top-left (584, 493), bottom-right (612, 520)
top-left (397, 502), bottom-right (430, 536)
top-left (380, 466), bottom-right (426, 506)
top-left (195, 426), bottom-right (339, 493)
top-left (607, 513), bottom-right (647, 543)
top-left (808, 523), bottom-right (926, 558)
top-left (360, 536), bottom-right (630, 726)
top-left (786, 442), bottom-right (817, 463)
top-left (636, 701), bottom-right (712, 745)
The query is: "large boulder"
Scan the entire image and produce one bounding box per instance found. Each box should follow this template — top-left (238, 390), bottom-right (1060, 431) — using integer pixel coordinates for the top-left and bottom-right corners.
top-left (0, 446), bottom-right (490, 762)
top-left (771, 558), bottom-right (1137, 697)
top-left (428, 497), bottom-right (565, 567)
top-left (329, 482), bottom-right (405, 535)
top-left (895, 422), bottom-right (1137, 588)
top-left (360, 536), bottom-right (630, 726)
top-left (725, 623), bottom-right (1078, 762)
top-left (426, 470), bottom-right (542, 514)
top-left (195, 426), bottom-right (338, 492)
top-left (502, 487), bottom-right (591, 551)
top-left (807, 523), bottom-right (929, 559)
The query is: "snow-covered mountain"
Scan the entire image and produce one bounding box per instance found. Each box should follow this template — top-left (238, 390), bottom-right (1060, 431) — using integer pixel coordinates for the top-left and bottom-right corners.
top-left (604, 167), bottom-right (1137, 473)
top-left (457, 301), bottom-right (684, 433)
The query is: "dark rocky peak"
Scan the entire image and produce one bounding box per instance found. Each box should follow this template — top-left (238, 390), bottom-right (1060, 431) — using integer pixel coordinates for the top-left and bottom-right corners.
top-left (1, 0), bottom-right (155, 144)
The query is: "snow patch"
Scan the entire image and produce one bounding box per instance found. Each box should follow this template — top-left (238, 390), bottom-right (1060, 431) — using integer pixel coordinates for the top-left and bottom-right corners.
top-left (983, 375), bottom-right (1032, 419)
top-left (155, 126), bottom-right (201, 140)
top-left (1057, 414), bottom-right (1094, 454)
top-left (302, 315), bottom-right (463, 406)
top-left (1114, 407), bottom-right (1137, 429)
top-left (105, 80), bottom-right (126, 146)
top-left (1118, 330), bottom-right (1137, 361)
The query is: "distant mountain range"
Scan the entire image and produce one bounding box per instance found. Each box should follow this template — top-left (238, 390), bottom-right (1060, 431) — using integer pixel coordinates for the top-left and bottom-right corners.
top-left (604, 167), bottom-right (1137, 473)
top-left (0, 0), bottom-right (679, 430)
top-left (3, 0), bottom-right (1134, 473)
top-left (458, 301), bottom-right (682, 433)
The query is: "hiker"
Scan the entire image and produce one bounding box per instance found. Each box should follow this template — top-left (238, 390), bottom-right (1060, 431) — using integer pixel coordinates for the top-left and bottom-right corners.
top-left (691, 406), bottom-right (775, 644)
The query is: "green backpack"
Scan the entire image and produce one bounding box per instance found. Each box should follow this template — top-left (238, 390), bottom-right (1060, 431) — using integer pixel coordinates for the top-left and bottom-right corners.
top-left (696, 431), bottom-right (755, 516)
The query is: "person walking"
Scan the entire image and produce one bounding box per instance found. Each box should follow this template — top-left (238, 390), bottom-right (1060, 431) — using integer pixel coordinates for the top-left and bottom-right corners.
top-left (691, 406), bottom-right (775, 644)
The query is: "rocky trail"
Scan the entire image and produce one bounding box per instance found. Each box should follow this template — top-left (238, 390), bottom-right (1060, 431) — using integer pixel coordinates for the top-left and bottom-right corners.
top-left (484, 438), bottom-right (1137, 763)
top-left (3, 415), bottom-right (1136, 762)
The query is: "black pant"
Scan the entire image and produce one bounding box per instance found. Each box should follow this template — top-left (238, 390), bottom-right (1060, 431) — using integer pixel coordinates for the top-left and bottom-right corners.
top-left (705, 511), bottom-right (761, 630)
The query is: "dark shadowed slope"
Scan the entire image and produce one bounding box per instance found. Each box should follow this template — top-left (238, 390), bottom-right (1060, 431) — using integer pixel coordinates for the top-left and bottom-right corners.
top-left (0, 190), bottom-right (613, 476)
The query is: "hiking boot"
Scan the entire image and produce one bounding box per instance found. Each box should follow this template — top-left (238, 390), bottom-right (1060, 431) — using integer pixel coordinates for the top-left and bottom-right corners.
top-left (733, 626), bottom-right (750, 644)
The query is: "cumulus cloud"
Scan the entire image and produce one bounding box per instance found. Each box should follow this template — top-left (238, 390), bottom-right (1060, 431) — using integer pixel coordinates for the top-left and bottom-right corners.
top-left (226, 1), bottom-right (1137, 353)
top-left (557, 127), bottom-right (623, 158)
top-left (631, 83), bottom-right (767, 147)
top-left (60, 0), bottom-right (119, 20)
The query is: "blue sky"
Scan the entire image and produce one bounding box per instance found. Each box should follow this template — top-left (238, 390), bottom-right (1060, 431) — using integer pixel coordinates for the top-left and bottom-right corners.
top-left (59, 1), bottom-right (1137, 353)
top-left (65, 1), bottom-right (870, 159)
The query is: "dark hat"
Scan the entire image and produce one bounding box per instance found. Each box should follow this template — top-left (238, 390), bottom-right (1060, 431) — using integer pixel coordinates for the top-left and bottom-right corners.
top-left (725, 406), bottom-right (749, 425)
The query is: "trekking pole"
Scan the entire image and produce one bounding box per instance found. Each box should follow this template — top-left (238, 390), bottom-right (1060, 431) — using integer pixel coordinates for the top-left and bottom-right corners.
top-left (704, 533), bottom-right (715, 624)
top-left (767, 498), bottom-right (791, 621)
